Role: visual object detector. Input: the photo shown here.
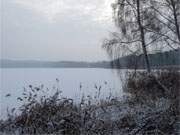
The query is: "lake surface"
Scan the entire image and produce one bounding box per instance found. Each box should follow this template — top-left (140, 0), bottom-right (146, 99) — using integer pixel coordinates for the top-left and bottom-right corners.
top-left (0, 68), bottom-right (126, 119)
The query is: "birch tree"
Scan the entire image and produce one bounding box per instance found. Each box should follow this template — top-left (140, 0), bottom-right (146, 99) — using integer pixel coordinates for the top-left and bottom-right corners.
top-left (104, 0), bottom-right (158, 73)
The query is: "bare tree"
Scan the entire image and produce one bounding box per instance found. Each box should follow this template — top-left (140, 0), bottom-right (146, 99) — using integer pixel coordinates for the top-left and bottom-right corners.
top-left (148, 0), bottom-right (180, 47)
top-left (103, 0), bottom-right (180, 72)
top-left (103, 0), bottom-right (158, 73)
top-left (136, 0), bottom-right (151, 73)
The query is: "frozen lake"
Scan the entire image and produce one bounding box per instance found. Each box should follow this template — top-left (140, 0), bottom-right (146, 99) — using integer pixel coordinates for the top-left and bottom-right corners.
top-left (0, 68), bottom-right (126, 119)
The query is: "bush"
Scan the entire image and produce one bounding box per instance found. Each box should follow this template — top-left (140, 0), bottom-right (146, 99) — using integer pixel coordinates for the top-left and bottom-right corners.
top-left (126, 70), bottom-right (180, 102)
top-left (124, 70), bottom-right (180, 134)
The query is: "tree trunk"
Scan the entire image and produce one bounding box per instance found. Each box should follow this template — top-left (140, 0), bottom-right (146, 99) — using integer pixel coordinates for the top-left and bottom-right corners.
top-left (136, 0), bottom-right (151, 73)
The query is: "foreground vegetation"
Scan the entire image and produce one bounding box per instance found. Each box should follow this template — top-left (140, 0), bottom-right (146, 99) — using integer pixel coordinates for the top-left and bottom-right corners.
top-left (0, 70), bottom-right (179, 135)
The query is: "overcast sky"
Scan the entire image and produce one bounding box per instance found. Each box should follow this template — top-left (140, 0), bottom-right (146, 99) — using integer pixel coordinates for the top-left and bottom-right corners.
top-left (1, 0), bottom-right (115, 61)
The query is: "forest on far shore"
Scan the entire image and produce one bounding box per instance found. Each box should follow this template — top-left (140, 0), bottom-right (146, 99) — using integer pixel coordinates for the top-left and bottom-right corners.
top-left (1, 48), bottom-right (180, 69)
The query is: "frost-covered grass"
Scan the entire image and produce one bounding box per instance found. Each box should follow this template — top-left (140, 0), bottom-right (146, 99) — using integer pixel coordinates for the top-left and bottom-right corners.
top-left (0, 70), bottom-right (179, 135)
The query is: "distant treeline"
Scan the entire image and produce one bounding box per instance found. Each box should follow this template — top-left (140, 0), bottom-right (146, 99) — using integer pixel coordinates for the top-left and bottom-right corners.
top-left (111, 49), bottom-right (180, 69)
top-left (0, 60), bottom-right (111, 68)
top-left (1, 49), bottom-right (180, 69)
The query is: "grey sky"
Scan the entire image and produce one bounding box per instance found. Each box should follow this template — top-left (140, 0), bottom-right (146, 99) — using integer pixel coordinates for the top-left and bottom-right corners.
top-left (1, 0), bottom-right (115, 61)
